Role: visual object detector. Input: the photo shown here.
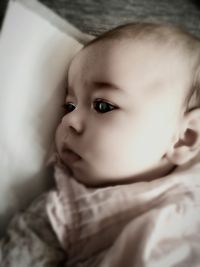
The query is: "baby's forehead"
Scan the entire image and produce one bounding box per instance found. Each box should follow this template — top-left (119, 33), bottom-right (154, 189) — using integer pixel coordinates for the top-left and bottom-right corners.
top-left (68, 37), bottom-right (190, 99)
top-left (72, 38), bottom-right (186, 80)
top-left (77, 37), bottom-right (184, 68)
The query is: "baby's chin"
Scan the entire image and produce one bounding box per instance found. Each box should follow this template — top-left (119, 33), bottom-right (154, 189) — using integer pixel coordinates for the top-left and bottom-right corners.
top-left (59, 159), bottom-right (152, 187)
top-left (70, 167), bottom-right (142, 187)
top-left (72, 165), bottom-right (177, 188)
top-left (69, 167), bottom-right (106, 187)
top-left (56, 150), bottom-right (176, 187)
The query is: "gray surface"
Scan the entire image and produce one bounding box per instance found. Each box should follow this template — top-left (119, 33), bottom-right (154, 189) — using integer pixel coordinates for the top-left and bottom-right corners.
top-left (38, 0), bottom-right (200, 37)
top-left (0, 0), bottom-right (200, 37)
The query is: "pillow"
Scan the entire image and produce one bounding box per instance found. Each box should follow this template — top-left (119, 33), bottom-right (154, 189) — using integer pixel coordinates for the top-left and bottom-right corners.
top-left (0, 0), bottom-right (92, 235)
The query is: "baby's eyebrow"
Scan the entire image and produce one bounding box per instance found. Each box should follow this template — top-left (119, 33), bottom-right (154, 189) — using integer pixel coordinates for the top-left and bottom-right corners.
top-left (92, 81), bottom-right (124, 93)
top-left (66, 81), bottom-right (125, 97)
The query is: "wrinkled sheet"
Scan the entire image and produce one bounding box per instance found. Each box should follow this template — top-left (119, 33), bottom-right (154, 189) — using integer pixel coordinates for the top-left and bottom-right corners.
top-left (0, 154), bottom-right (200, 267)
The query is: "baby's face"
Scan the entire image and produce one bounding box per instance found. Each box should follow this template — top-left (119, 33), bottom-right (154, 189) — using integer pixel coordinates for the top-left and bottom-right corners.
top-left (55, 39), bottom-right (188, 185)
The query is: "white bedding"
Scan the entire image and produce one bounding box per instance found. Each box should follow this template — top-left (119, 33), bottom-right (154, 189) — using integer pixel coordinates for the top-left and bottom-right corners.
top-left (0, 0), bottom-right (92, 235)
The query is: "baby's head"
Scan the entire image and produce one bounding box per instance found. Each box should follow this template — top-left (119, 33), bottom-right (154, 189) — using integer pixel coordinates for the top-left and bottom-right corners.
top-left (55, 22), bottom-right (200, 186)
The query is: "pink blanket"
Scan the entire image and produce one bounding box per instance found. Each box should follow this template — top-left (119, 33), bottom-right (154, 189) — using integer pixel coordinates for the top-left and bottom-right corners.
top-left (1, 154), bottom-right (200, 266)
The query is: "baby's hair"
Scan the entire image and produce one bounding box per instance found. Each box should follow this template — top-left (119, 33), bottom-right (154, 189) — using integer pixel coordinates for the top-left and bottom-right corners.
top-left (85, 22), bottom-right (200, 112)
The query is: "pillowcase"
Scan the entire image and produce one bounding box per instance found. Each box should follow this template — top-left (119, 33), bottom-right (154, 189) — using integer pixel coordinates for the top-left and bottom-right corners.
top-left (0, 0), bottom-right (92, 235)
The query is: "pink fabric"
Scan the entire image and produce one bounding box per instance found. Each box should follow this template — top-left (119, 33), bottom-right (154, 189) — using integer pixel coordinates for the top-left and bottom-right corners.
top-left (46, 154), bottom-right (200, 266)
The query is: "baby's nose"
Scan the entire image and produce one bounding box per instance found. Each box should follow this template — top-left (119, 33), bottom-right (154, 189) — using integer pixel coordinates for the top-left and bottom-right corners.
top-left (62, 109), bottom-right (85, 135)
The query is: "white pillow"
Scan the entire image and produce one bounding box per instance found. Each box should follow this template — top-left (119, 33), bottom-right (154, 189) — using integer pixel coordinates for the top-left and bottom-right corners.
top-left (0, 0), bottom-right (92, 235)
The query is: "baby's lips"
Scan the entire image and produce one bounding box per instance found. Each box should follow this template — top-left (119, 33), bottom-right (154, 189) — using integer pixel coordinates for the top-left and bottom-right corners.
top-left (62, 148), bottom-right (82, 164)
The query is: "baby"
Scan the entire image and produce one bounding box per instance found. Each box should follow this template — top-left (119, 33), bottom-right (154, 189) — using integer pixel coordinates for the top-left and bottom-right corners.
top-left (56, 22), bottom-right (200, 186)
top-left (1, 22), bottom-right (200, 267)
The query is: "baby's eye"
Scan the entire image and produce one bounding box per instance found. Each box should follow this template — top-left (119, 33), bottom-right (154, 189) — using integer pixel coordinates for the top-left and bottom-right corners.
top-left (62, 102), bottom-right (76, 113)
top-left (93, 99), bottom-right (117, 113)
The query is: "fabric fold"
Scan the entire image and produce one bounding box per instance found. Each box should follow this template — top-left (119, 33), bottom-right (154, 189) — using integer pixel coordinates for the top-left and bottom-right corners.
top-left (46, 154), bottom-right (200, 266)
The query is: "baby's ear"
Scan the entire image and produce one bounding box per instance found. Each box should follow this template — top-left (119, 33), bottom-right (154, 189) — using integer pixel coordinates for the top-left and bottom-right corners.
top-left (166, 108), bottom-right (200, 165)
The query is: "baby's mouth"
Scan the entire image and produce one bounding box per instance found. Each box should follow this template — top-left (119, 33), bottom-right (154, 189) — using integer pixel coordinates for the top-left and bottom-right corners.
top-left (62, 146), bottom-right (82, 164)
